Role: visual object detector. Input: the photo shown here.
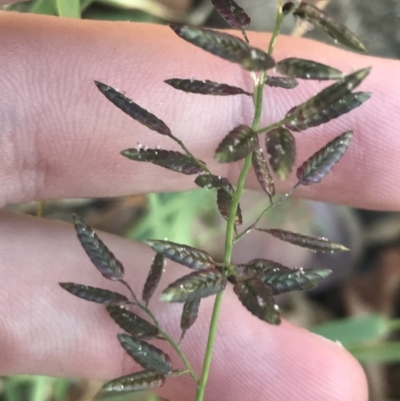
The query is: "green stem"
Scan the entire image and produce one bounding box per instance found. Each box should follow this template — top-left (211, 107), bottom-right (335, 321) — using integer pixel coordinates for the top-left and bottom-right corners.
top-left (37, 200), bottom-right (46, 218)
top-left (234, 182), bottom-right (300, 243)
top-left (195, 4), bottom-right (286, 400)
top-left (268, 0), bottom-right (285, 56)
top-left (120, 280), bottom-right (198, 382)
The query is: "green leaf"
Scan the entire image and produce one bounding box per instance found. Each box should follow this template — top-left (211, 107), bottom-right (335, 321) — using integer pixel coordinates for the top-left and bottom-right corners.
top-left (94, 81), bottom-right (172, 136)
top-left (73, 214), bottom-right (124, 281)
top-left (312, 314), bottom-right (390, 346)
top-left (292, 2), bottom-right (366, 52)
top-left (285, 91), bottom-right (371, 132)
top-left (142, 253), bottom-right (165, 306)
top-left (165, 79), bottom-right (251, 96)
top-left (215, 125), bottom-right (257, 163)
top-left (56, 0), bottom-right (81, 18)
top-left (211, 0), bottom-right (251, 29)
top-left (169, 25), bottom-right (275, 71)
top-left (102, 370), bottom-right (165, 393)
top-left (59, 283), bottom-right (128, 305)
top-left (284, 67), bottom-right (371, 132)
top-left (234, 278), bottom-right (280, 324)
top-left (265, 127), bottom-right (296, 180)
top-left (276, 57), bottom-right (343, 80)
top-left (118, 334), bottom-right (172, 375)
top-left (180, 298), bottom-right (201, 340)
top-left (160, 268), bottom-right (226, 303)
top-left (296, 131), bottom-right (353, 185)
top-left (107, 306), bottom-right (159, 339)
top-left (257, 228), bottom-right (349, 252)
top-left (251, 144), bottom-right (275, 201)
top-left (348, 342), bottom-right (400, 364)
top-left (29, 0), bottom-right (57, 15)
top-left (121, 148), bottom-right (203, 175)
top-left (144, 240), bottom-right (215, 270)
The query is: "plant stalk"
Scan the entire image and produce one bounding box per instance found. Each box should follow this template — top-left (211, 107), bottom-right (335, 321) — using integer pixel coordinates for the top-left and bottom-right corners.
top-left (195, 4), bottom-right (285, 400)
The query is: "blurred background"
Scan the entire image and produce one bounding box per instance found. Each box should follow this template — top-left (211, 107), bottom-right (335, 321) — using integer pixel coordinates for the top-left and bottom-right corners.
top-left (1, 0), bottom-right (400, 400)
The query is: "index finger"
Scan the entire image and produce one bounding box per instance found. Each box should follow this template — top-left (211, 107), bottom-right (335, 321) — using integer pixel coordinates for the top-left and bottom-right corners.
top-left (0, 12), bottom-right (398, 209)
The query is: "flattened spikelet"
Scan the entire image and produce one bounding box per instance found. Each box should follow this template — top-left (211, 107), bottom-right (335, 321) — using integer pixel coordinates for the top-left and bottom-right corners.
top-left (195, 174), bottom-right (233, 190)
top-left (59, 283), bottom-right (128, 305)
top-left (165, 78), bottom-right (251, 96)
top-left (169, 24), bottom-right (275, 71)
top-left (107, 306), bottom-right (159, 339)
top-left (265, 127), bottom-right (296, 180)
top-left (285, 92), bottom-right (371, 132)
top-left (252, 145), bottom-right (275, 201)
top-left (296, 131), bottom-right (353, 185)
top-left (292, 2), bottom-right (366, 52)
top-left (236, 259), bottom-right (332, 295)
top-left (142, 253), bottom-right (165, 306)
top-left (284, 68), bottom-right (371, 132)
top-left (73, 215), bottom-right (124, 281)
top-left (276, 57), bottom-right (343, 80)
top-left (214, 125), bottom-right (257, 163)
top-left (257, 228), bottom-right (350, 252)
top-left (94, 81), bottom-right (171, 136)
top-left (145, 240), bottom-right (215, 270)
top-left (102, 371), bottom-right (165, 393)
top-left (211, 0), bottom-right (251, 29)
top-left (234, 278), bottom-right (280, 324)
top-left (121, 148), bottom-right (203, 175)
top-left (217, 186), bottom-right (243, 225)
top-left (265, 76), bottom-right (298, 89)
top-left (118, 334), bottom-right (173, 375)
top-left (180, 298), bottom-right (201, 340)
top-left (160, 268), bottom-right (226, 303)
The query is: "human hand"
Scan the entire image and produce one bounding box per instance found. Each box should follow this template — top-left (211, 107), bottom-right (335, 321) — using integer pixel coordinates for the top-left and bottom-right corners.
top-left (1, 9), bottom-right (399, 401)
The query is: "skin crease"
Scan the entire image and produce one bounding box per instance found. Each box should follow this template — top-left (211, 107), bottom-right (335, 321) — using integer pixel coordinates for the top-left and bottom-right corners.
top-left (1, 6), bottom-right (399, 401)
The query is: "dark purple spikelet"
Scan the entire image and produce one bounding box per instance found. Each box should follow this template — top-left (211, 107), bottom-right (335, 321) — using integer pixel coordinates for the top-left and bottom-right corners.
top-left (252, 145), bottom-right (275, 201)
top-left (265, 127), bottom-right (296, 180)
top-left (215, 125), bottom-right (257, 163)
top-left (169, 24), bottom-right (275, 71)
top-left (257, 228), bottom-right (349, 252)
top-left (118, 334), bottom-right (173, 375)
top-left (121, 148), bottom-right (203, 175)
top-left (296, 131), bottom-right (353, 185)
top-left (107, 306), bottom-right (159, 339)
top-left (292, 2), bottom-right (366, 52)
top-left (94, 81), bottom-right (172, 136)
top-left (160, 268), bottom-right (226, 303)
top-left (73, 215), bottom-right (124, 281)
top-left (165, 78), bottom-right (251, 96)
top-left (145, 240), bottom-right (215, 270)
top-left (142, 253), bottom-right (165, 306)
top-left (211, 0), bottom-right (251, 29)
top-left (234, 278), bottom-right (281, 324)
top-left (102, 371), bottom-right (165, 393)
top-left (285, 68), bottom-right (371, 132)
top-left (59, 283), bottom-right (128, 305)
top-left (276, 57), bottom-right (343, 80)
top-left (265, 76), bottom-right (298, 89)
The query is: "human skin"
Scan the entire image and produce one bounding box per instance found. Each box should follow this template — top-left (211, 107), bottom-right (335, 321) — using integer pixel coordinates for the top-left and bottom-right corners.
top-left (1, 6), bottom-right (400, 401)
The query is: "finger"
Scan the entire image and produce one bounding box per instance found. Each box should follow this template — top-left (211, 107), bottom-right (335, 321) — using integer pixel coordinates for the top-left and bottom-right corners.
top-left (0, 212), bottom-right (367, 401)
top-left (0, 13), bottom-right (398, 210)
